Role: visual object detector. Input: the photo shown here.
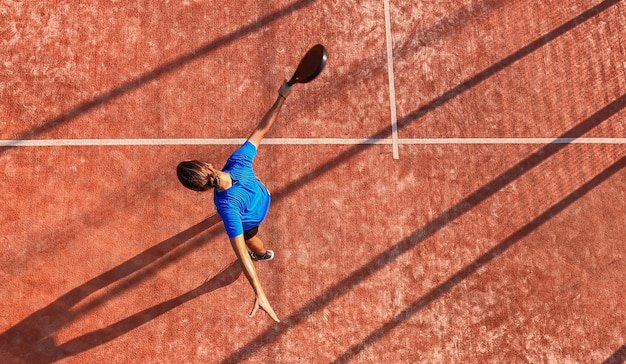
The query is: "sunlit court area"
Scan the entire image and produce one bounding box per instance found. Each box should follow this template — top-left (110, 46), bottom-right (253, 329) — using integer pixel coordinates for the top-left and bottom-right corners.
top-left (1, 1), bottom-right (625, 363)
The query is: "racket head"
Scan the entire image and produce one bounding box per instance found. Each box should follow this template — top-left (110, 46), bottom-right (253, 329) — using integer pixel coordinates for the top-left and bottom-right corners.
top-left (287, 44), bottom-right (328, 86)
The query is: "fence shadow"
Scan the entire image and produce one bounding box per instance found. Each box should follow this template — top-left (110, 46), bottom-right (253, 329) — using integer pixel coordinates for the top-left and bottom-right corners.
top-left (274, 0), bottom-right (621, 201)
top-left (1, 0), bottom-right (622, 361)
top-left (0, 0), bottom-right (318, 356)
top-left (220, 0), bottom-right (624, 360)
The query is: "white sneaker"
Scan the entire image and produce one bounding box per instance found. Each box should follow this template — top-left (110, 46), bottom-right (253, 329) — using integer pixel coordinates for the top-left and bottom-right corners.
top-left (249, 250), bottom-right (274, 261)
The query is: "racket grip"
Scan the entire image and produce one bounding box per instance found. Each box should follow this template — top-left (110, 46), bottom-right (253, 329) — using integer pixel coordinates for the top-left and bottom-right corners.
top-left (278, 80), bottom-right (293, 98)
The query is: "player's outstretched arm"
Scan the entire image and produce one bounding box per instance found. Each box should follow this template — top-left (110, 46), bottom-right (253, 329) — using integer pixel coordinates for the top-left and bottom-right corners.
top-left (247, 81), bottom-right (292, 148)
top-left (229, 235), bottom-right (280, 323)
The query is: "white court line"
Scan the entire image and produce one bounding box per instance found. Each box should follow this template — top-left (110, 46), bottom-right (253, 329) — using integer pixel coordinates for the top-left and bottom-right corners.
top-left (398, 138), bottom-right (626, 144)
top-left (2, 138), bottom-right (626, 147)
top-left (0, 138), bottom-right (386, 147)
top-left (383, 0), bottom-right (400, 160)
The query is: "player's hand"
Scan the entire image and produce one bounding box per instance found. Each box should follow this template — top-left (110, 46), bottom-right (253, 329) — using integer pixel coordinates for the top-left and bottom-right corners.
top-left (278, 80), bottom-right (292, 99)
top-left (250, 294), bottom-right (280, 323)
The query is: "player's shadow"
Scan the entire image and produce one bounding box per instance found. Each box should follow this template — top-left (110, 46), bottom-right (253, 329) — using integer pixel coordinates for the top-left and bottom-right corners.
top-left (0, 0), bottom-right (320, 355)
top-left (0, 214), bottom-right (228, 363)
top-left (2, 0), bottom-right (622, 362)
top-left (55, 261), bottom-right (242, 361)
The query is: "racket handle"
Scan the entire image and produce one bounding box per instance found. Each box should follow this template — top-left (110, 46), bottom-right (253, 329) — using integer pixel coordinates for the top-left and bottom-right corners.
top-left (278, 80), bottom-right (293, 98)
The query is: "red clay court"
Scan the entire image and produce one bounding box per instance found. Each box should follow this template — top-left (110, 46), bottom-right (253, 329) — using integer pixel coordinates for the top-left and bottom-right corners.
top-left (1, 1), bottom-right (625, 363)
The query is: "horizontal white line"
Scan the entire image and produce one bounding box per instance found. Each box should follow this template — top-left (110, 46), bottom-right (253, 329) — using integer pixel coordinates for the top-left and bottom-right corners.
top-left (399, 138), bottom-right (626, 144)
top-left (1, 138), bottom-right (626, 147)
top-left (0, 138), bottom-right (386, 147)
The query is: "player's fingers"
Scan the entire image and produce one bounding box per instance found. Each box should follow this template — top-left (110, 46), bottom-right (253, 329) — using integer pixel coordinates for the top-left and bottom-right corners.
top-left (260, 301), bottom-right (280, 323)
top-left (267, 309), bottom-right (280, 323)
top-left (249, 301), bottom-right (259, 318)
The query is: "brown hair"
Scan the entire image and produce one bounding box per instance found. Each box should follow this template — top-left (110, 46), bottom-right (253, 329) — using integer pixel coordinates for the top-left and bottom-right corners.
top-left (176, 160), bottom-right (219, 191)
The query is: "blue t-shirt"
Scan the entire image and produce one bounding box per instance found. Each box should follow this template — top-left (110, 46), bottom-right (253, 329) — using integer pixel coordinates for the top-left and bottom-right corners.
top-left (214, 141), bottom-right (271, 238)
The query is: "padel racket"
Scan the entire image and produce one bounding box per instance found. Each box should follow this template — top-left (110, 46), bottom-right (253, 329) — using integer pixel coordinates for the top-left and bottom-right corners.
top-left (287, 44), bottom-right (328, 86)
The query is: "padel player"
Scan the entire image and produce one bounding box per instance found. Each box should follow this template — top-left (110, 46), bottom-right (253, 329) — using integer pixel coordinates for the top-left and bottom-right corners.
top-left (176, 81), bottom-right (292, 323)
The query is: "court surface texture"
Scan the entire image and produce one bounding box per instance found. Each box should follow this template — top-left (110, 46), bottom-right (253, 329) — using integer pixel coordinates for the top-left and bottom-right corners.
top-left (1, 1), bottom-right (625, 363)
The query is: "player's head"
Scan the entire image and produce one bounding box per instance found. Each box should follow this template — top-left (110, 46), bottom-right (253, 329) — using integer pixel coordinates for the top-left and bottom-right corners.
top-left (176, 160), bottom-right (220, 191)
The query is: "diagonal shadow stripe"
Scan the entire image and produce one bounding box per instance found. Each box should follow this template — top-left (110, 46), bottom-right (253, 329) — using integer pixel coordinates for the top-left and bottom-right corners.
top-left (397, 0), bottom-right (622, 126)
top-left (602, 343), bottom-right (626, 364)
top-left (0, 0), bottom-right (522, 359)
top-left (333, 154), bottom-right (626, 363)
top-left (0, 0), bottom-right (319, 155)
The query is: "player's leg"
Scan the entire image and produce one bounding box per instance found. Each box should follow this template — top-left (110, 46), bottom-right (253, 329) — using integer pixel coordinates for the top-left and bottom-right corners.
top-left (244, 227), bottom-right (274, 261)
top-left (245, 235), bottom-right (266, 255)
